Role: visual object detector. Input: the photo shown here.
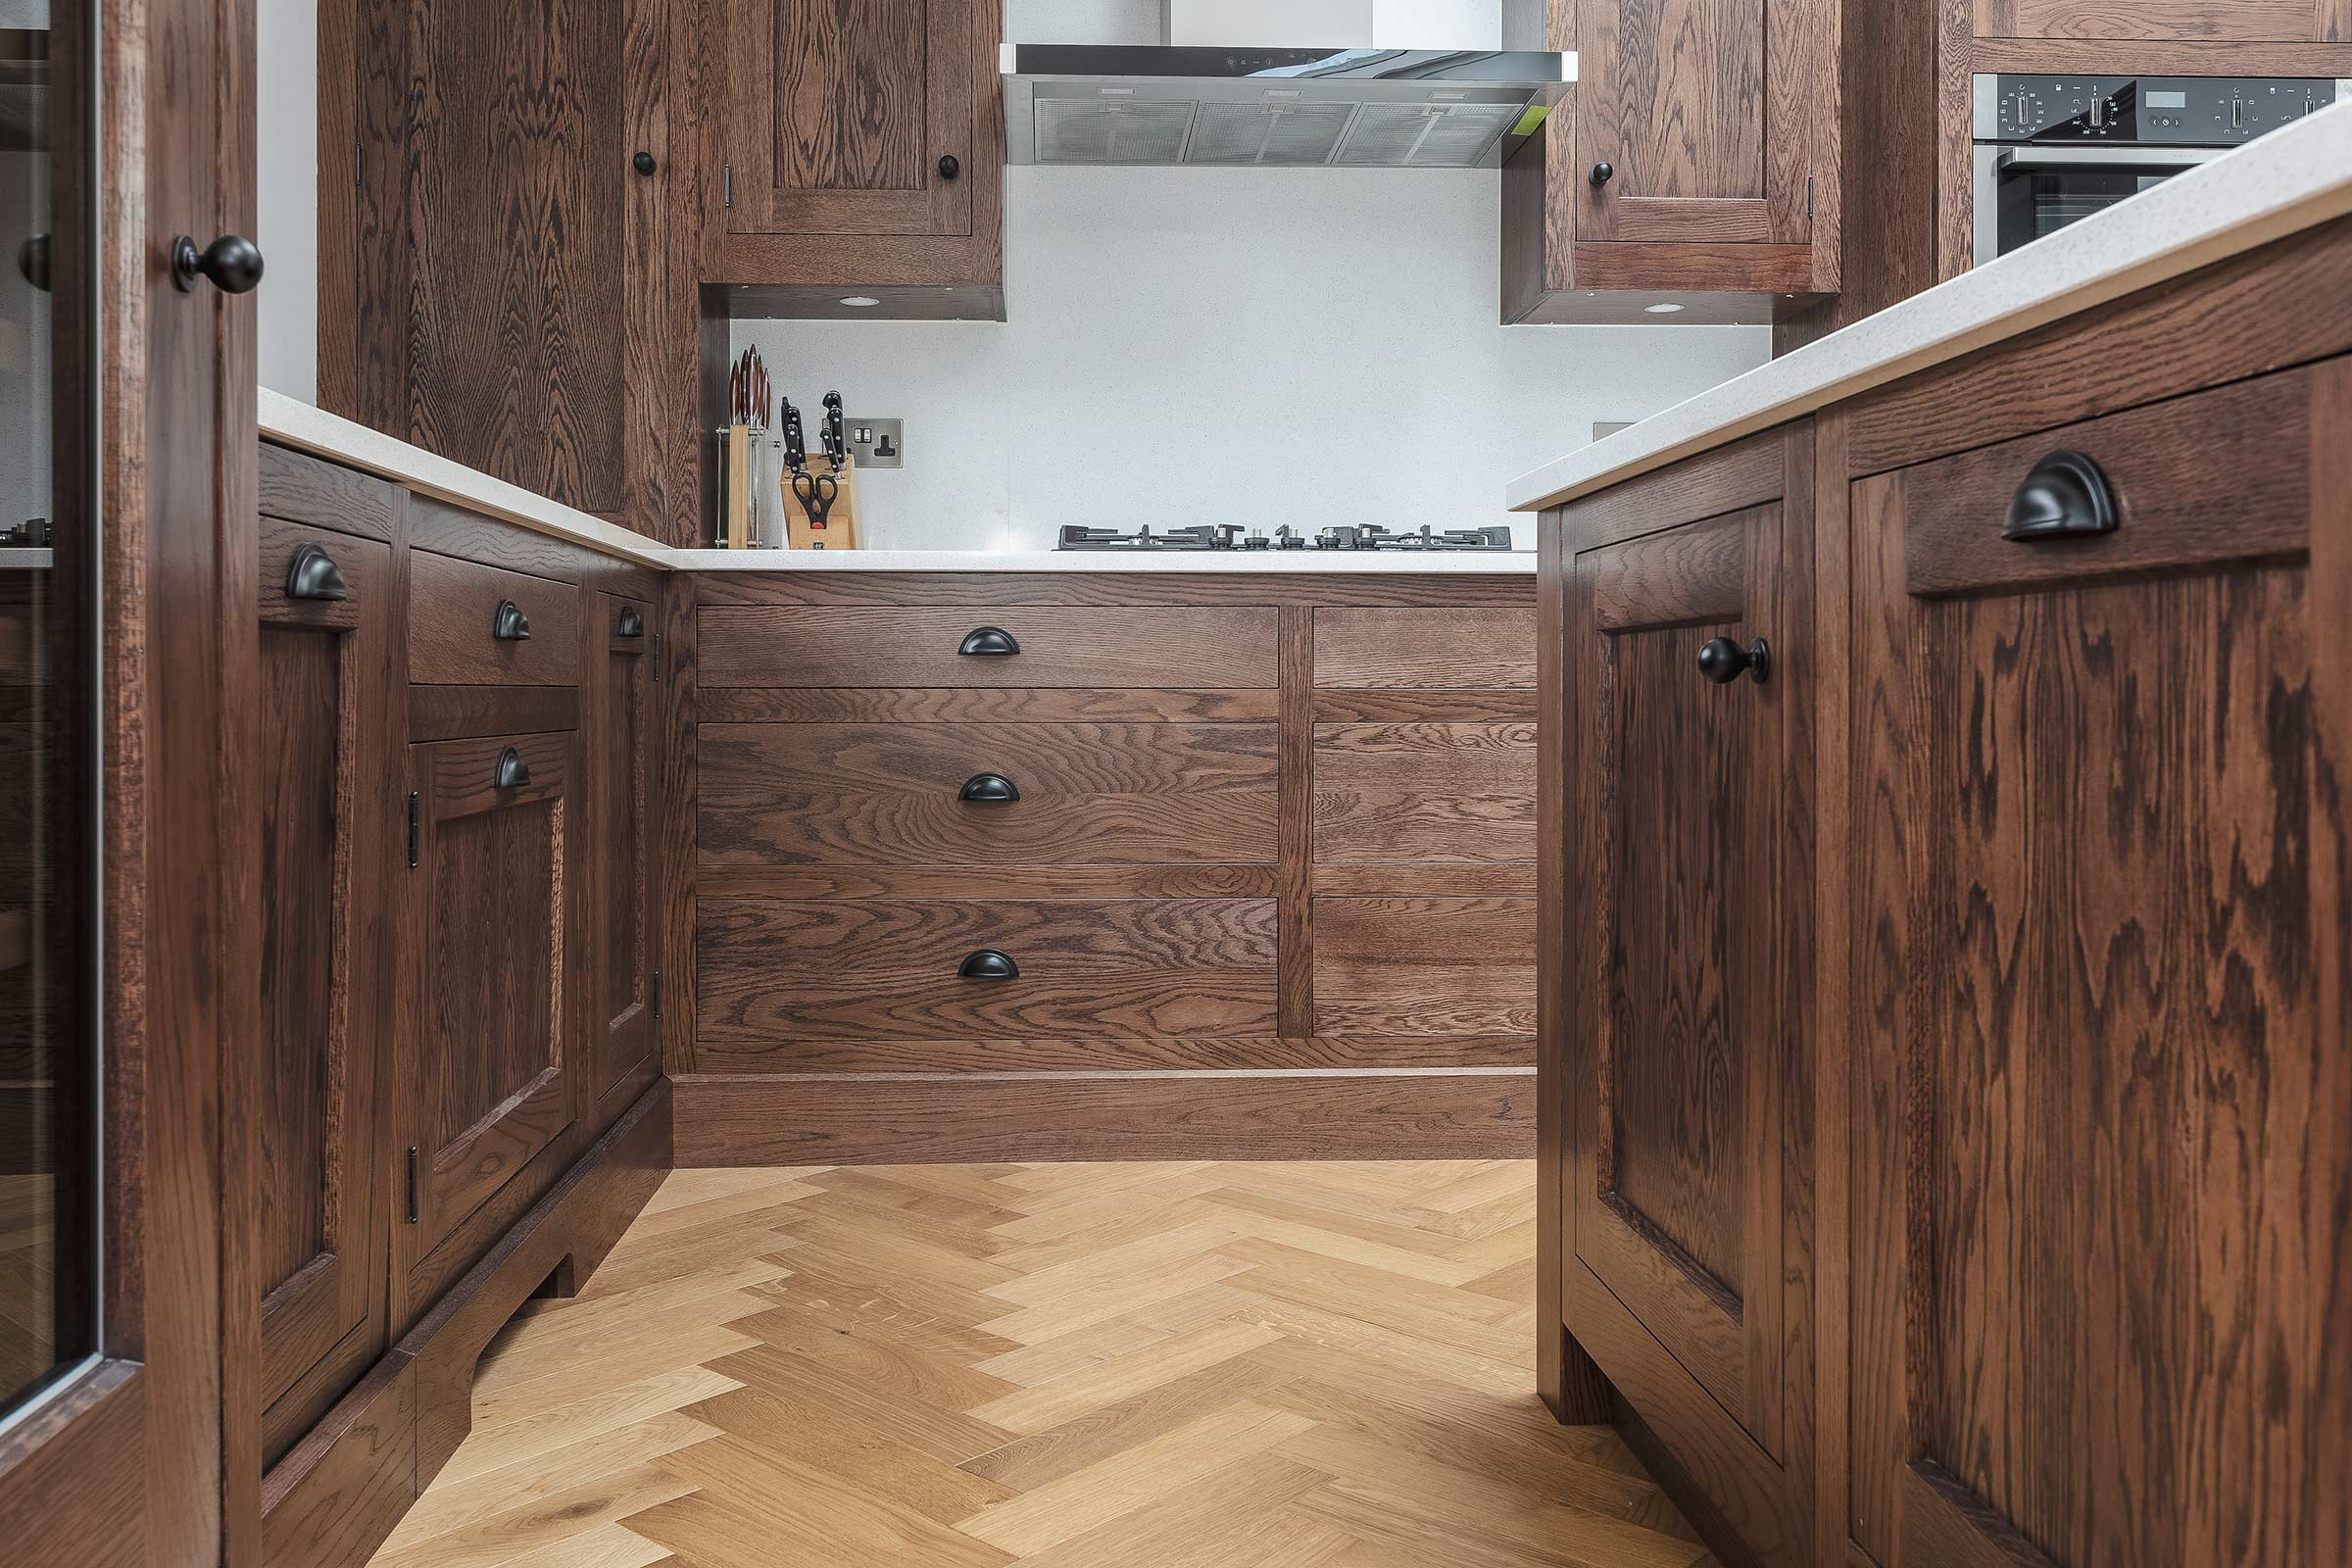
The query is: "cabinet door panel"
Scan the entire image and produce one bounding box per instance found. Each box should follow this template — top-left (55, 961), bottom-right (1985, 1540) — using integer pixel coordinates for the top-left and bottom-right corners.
top-left (1848, 359), bottom-right (2351, 1568)
top-left (1576, 0), bottom-right (1816, 246)
top-left (1567, 485), bottom-right (1813, 1563)
top-left (725, 0), bottom-right (974, 236)
top-left (404, 731), bottom-right (576, 1263)
top-left (590, 594), bottom-right (659, 1130)
top-left (256, 519), bottom-right (394, 1464)
top-left (1977, 0), bottom-right (2337, 41)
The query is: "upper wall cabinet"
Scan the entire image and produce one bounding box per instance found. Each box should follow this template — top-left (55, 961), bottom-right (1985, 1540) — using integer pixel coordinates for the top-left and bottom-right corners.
top-left (707, 0), bottom-right (1005, 318)
top-left (722, 0), bottom-right (973, 237)
top-left (321, 0), bottom-right (682, 534)
top-left (1501, 0), bottom-right (1838, 324)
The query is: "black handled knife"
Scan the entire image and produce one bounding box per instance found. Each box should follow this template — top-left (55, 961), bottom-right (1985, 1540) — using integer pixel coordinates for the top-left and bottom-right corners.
top-left (781, 400), bottom-right (807, 470)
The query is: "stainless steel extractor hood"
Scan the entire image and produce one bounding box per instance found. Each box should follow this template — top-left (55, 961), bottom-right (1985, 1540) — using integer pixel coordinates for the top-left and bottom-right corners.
top-left (1002, 24), bottom-right (1571, 170)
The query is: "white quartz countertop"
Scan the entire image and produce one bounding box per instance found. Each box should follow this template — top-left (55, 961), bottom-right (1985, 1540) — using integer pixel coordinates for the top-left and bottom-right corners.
top-left (258, 392), bottom-right (1537, 573)
top-left (667, 548), bottom-right (1536, 573)
top-left (1506, 101), bottom-right (2352, 513)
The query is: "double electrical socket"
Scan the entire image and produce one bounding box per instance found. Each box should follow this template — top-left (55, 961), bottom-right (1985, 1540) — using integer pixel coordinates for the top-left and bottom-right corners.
top-left (847, 417), bottom-right (904, 468)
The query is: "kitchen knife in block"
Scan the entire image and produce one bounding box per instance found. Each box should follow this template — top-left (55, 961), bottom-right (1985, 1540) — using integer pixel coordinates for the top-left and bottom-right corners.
top-left (785, 453), bottom-right (861, 550)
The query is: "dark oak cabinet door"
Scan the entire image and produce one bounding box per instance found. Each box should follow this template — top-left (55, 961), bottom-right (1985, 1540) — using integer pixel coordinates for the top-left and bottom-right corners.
top-left (334, 0), bottom-right (666, 521)
top-left (1563, 448), bottom-right (1815, 1563)
top-left (588, 593), bottom-right (659, 1132)
top-left (1847, 361), bottom-right (2352, 1568)
top-left (1575, 0), bottom-right (1819, 248)
top-left (723, 0), bottom-right (975, 236)
top-left (400, 730), bottom-right (578, 1269)
top-left (255, 518), bottom-right (395, 1465)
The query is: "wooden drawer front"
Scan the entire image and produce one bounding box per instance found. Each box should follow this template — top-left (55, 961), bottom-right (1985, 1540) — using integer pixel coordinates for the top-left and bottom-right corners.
top-left (1313, 722), bottom-right (1538, 864)
top-left (260, 441), bottom-right (401, 543)
top-left (698, 899), bottom-right (1280, 1043)
top-left (408, 550), bottom-right (580, 686)
top-left (1313, 608), bottom-right (1537, 689)
top-left (699, 722), bottom-right (1280, 869)
top-left (699, 605), bottom-right (1281, 689)
top-left (1891, 366), bottom-right (2313, 601)
top-left (1312, 897), bottom-right (1536, 1038)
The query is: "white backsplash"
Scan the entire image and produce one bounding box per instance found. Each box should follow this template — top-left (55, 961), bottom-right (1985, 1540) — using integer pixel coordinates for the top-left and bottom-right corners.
top-left (735, 168), bottom-right (1767, 553)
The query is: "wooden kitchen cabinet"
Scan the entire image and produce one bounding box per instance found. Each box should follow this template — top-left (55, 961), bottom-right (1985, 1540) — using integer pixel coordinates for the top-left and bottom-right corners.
top-left (586, 592), bottom-right (662, 1135)
top-left (706, 0), bottom-right (1006, 318)
top-left (253, 483), bottom-right (400, 1467)
top-left (1975, 0), bottom-right (2352, 40)
top-left (1550, 426), bottom-right (1817, 1564)
top-left (1838, 356), bottom-right (2352, 1568)
top-left (321, 0), bottom-right (683, 533)
top-left (392, 729), bottom-right (581, 1324)
top-left (1501, 0), bottom-right (1838, 323)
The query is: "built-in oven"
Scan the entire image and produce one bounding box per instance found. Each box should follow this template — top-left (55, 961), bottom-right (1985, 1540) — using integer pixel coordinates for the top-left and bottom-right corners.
top-left (1973, 74), bottom-right (2345, 266)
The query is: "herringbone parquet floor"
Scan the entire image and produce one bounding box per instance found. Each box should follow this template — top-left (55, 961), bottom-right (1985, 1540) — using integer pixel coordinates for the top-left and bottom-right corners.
top-left (367, 1160), bottom-right (1717, 1568)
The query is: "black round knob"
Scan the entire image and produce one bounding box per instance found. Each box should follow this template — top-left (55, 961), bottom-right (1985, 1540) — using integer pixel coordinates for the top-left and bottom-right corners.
top-left (633, 151), bottom-right (658, 176)
top-left (171, 233), bottom-right (265, 295)
top-left (938, 154), bottom-right (961, 180)
top-left (1589, 161), bottom-right (1614, 188)
top-left (1697, 636), bottom-right (1771, 686)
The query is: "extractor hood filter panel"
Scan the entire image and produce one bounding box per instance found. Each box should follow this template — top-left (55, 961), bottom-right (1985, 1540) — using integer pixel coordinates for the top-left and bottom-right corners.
top-left (1035, 97), bottom-right (1198, 164)
top-left (1335, 102), bottom-right (1523, 167)
top-left (1186, 101), bottom-right (1357, 165)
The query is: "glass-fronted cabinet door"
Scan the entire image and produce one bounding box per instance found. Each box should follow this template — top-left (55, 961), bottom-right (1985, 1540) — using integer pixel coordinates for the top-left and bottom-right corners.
top-left (1, 0), bottom-right (99, 1426)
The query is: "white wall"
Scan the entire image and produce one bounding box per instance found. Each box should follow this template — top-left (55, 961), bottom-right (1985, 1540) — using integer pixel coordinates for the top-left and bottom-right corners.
top-left (735, 169), bottom-right (1765, 551)
top-left (256, 0), bottom-right (318, 401)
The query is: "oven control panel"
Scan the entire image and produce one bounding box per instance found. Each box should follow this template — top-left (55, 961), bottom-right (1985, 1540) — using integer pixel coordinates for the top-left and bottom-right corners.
top-left (1975, 75), bottom-right (2343, 145)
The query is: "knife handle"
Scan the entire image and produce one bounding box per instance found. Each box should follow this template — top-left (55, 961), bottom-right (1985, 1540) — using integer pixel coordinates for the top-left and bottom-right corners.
top-left (782, 402), bottom-right (806, 468)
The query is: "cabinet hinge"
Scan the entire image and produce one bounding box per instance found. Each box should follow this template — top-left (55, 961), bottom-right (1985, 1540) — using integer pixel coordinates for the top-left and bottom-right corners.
top-left (653, 969), bottom-right (663, 1020)
top-left (407, 790), bottom-right (419, 867)
top-left (405, 1148), bottom-right (420, 1224)
top-left (722, 162), bottom-right (732, 208)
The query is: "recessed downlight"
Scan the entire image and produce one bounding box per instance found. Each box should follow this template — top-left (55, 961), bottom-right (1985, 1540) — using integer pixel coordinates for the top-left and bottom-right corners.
top-left (839, 296), bottom-right (880, 309)
top-left (1644, 302), bottom-right (1686, 315)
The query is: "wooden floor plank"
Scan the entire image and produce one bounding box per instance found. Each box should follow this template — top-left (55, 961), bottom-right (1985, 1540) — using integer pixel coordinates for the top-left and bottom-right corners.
top-left (368, 1159), bottom-right (1714, 1568)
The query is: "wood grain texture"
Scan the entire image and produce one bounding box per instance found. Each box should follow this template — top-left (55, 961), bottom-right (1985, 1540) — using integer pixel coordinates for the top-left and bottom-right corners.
top-left (260, 442), bottom-right (403, 544)
top-left (690, 1032), bottom-right (1537, 1074)
top-left (1311, 898), bottom-right (1538, 1039)
top-left (587, 593), bottom-right (661, 1136)
top-left (404, 497), bottom-right (662, 592)
top-left (703, 687), bottom-right (1280, 724)
top-left (699, 605), bottom-right (1280, 690)
top-left (1577, 0), bottom-right (1767, 210)
top-left (1311, 610), bottom-right (1537, 690)
top-left (659, 574), bottom-right (699, 1077)
top-left (407, 552), bottom-right (583, 687)
top-left (262, 1357), bottom-right (417, 1568)
top-left (697, 899), bottom-right (1279, 1042)
top-left (698, 721), bottom-right (1280, 869)
top-left (1846, 210), bottom-right (2352, 476)
top-left (1977, 0), bottom-right (2333, 39)
top-left (698, 864), bottom-right (1280, 900)
top-left (256, 519), bottom-right (395, 1465)
top-left (1559, 428), bottom-right (1788, 552)
top-left (407, 685), bottom-right (582, 744)
top-left (1277, 608), bottom-right (1315, 1041)
top-left (1592, 514), bottom-right (1748, 631)
top-left (672, 1073), bottom-right (1536, 1162)
top-left (1311, 723), bottom-right (1539, 865)
top-left (1846, 355), bottom-right (2352, 1568)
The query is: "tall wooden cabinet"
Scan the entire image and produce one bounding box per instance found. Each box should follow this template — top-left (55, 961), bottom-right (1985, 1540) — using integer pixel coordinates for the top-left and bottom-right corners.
top-left (1502, 0), bottom-right (1838, 323)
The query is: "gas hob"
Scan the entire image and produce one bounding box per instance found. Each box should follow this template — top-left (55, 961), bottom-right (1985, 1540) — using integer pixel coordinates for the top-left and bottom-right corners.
top-left (1055, 524), bottom-right (1516, 553)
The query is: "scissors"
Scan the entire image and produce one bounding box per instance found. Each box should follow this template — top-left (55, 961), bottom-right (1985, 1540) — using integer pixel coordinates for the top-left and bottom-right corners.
top-left (791, 466), bottom-right (840, 529)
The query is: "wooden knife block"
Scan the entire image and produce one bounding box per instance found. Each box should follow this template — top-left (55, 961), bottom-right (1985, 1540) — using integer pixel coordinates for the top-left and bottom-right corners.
top-left (784, 455), bottom-right (861, 550)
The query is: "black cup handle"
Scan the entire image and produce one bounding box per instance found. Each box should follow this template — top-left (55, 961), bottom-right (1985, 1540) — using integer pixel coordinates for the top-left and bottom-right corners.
top-left (493, 747), bottom-right (532, 790)
top-left (616, 605), bottom-right (646, 638)
top-left (958, 626), bottom-right (1019, 657)
top-left (492, 599), bottom-right (532, 641)
top-left (2003, 450), bottom-right (2119, 542)
top-left (958, 772), bottom-right (1020, 803)
top-left (958, 949), bottom-right (1018, 980)
top-left (284, 542), bottom-right (349, 602)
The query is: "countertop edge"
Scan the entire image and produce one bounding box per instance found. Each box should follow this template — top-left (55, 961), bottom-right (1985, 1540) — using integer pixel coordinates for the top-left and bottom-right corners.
top-left (259, 390), bottom-right (680, 568)
top-left (1505, 104), bottom-right (2352, 513)
top-left (668, 549), bottom-right (1538, 573)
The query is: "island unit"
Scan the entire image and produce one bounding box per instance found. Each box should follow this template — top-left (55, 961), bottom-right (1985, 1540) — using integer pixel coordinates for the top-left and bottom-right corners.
top-left (1516, 105), bottom-right (2352, 1568)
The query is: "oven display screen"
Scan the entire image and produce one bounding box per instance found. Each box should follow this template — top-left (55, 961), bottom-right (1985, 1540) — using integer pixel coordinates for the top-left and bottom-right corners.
top-left (2144, 90), bottom-right (2187, 108)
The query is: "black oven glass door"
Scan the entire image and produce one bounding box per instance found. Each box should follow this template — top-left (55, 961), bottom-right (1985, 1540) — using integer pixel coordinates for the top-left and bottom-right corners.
top-left (1977, 146), bottom-right (2223, 264)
